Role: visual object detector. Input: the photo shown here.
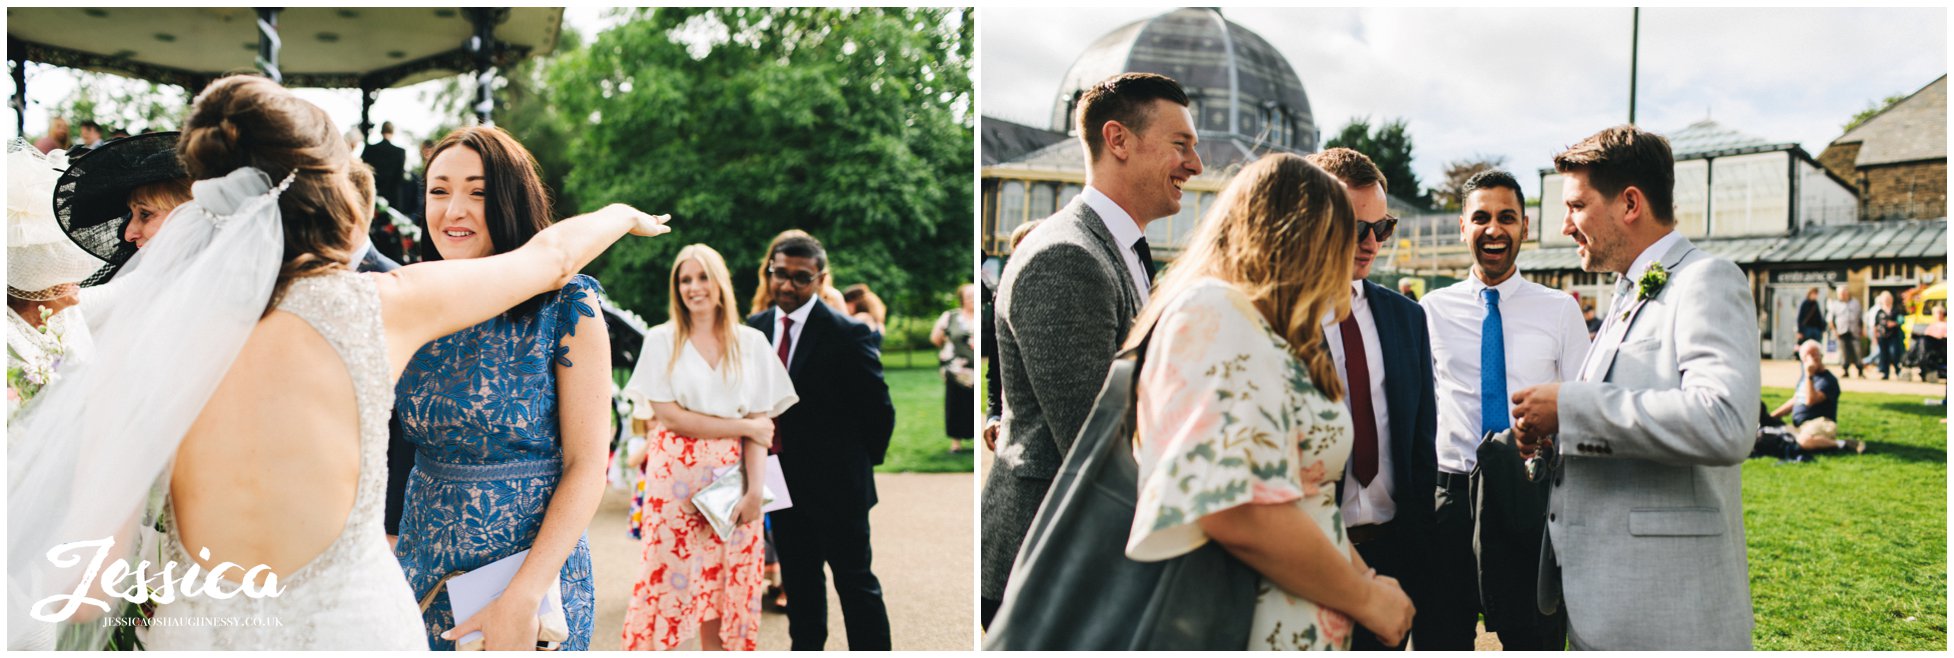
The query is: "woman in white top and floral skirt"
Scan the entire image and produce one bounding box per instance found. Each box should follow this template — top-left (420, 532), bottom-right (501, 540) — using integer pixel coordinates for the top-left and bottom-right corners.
top-left (622, 244), bottom-right (797, 650)
top-left (1122, 154), bottom-right (1416, 650)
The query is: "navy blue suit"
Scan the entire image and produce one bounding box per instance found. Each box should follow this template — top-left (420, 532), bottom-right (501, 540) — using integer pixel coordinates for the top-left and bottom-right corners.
top-left (748, 300), bottom-right (895, 650)
top-left (1333, 281), bottom-right (1439, 650)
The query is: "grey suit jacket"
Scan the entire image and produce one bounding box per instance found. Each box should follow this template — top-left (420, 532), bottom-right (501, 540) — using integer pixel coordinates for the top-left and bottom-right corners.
top-left (1547, 236), bottom-right (1759, 649)
top-left (980, 198), bottom-right (1143, 601)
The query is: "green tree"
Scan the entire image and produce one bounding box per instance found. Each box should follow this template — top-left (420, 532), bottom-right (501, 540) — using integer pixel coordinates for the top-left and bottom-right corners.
top-left (547, 8), bottom-right (973, 338)
top-left (1842, 92), bottom-right (1908, 134)
top-left (1324, 116), bottom-right (1427, 208)
top-left (45, 68), bottom-right (188, 136)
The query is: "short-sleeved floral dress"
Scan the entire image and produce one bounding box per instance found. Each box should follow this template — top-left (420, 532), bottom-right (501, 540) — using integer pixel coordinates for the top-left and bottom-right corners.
top-left (393, 274), bottom-right (603, 650)
top-left (1125, 278), bottom-right (1357, 651)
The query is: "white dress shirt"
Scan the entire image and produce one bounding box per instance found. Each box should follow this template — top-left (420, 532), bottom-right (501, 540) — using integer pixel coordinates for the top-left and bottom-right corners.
top-left (1324, 280), bottom-right (1395, 526)
top-left (1582, 230), bottom-right (1683, 381)
top-left (1424, 272), bottom-right (1591, 474)
top-left (1080, 186), bottom-right (1153, 306)
top-left (771, 296), bottom-right (818, 366)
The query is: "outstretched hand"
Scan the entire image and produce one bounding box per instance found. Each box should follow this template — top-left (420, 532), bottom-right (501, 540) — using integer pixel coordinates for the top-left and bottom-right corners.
top-left (603, 203), bottom-right (671, 237)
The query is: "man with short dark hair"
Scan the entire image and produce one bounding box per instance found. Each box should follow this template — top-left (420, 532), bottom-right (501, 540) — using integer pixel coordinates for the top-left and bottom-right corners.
top-left (748, 233), bottom-right (896, 650)
top-left (78, 120), bottom-right (104, 149)
top-left (362, 121), bottom-right (411, 263)
top-left (1302, 146), bottom-right (1438, 650)
top-left (1420, 169), bottom-right (1585, 649)
top-left (982, 72), bottom-right (1202, 627)
top-left (1510, 125), bottom-right (1758, 649)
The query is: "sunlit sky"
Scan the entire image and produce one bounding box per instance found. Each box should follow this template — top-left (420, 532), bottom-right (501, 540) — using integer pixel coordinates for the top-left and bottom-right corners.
top-left (980, 6), bottom-right (1947, 201)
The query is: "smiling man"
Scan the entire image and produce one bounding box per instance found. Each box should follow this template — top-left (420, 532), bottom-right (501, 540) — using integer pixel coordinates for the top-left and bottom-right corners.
top-left (983, 72), bottom-right (1201, 627)
top-left (1509, 125), bottom-right (1758, 649)
top-left (1304, 146), bottom-right (1438, 650)
top-left (1418, 170), bottom-right (1587, 649)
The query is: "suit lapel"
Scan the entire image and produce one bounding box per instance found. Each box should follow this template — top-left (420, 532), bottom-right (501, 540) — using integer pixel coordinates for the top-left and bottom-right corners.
top-left (1365, 282), bottom-right (1415, 485)
top-left (789, 303), bottom-right (827, 377)
top-left (1594, 237), bottom-right (1698, 382)
top-left (1072, 201), bottom-right (1143, 317)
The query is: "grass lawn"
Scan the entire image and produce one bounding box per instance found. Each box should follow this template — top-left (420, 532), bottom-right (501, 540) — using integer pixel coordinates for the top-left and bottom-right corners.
top-left (876, 351), bottom-right (976, 474)
top-left (1744, 386), bottom-right (1946, 650)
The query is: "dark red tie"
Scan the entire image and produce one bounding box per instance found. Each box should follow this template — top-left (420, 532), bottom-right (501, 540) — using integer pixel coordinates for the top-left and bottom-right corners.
top-left (772, 317), bottom-right (794, 454)
top-left (1339, 314), bottom-right (1380, 487)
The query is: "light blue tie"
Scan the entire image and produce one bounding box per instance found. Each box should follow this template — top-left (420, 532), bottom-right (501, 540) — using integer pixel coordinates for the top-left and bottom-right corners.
top-left (1481, 288), bottom-right (1510, 434)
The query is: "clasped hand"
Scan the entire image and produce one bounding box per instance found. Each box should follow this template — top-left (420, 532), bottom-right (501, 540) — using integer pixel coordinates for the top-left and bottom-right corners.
top-left (441, 587), bottom-right (541, 651)
top-left (1509, 383), bottom-right (1562, 459)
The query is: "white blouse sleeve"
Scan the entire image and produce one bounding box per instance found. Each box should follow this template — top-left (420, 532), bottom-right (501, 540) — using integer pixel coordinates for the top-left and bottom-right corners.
top-left (625, 324), bottom-right (678, 404)
top-left (742, 326), bottom-right (799, 417)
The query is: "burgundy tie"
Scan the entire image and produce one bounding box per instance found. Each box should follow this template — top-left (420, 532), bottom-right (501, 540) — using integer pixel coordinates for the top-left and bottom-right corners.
top-left (1339, 314), bottom-right (1380, 487)
top-left (772, 317), bottom-right (794, 454)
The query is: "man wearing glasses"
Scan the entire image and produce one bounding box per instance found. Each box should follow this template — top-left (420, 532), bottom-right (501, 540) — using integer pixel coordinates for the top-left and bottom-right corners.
top-left (1304, 147), bottom-right (1439, 650)
top-left (748, 233), bottom-right (896, 650)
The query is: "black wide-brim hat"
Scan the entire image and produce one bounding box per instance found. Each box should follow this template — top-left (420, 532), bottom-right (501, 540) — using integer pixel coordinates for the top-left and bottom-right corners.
top-left (53, 131), bottom-right (185, 284)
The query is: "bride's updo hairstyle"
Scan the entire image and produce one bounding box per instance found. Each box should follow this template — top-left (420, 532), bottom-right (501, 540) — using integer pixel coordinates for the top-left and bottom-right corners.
top-left (178, 75), bottom-right (365, 309)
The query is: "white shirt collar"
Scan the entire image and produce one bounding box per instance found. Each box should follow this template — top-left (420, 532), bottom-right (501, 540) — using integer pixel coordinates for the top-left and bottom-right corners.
top-left (776, 296), bottom-right (818, 327)
top-left (1467, 269), bottom-right (1529, 297)
top-left (1082, 185), bottom-right (1145, 249)
top-left (1350, 278), bottom-right (1369, 301)
top-left (1624, 229), bottom-right (1684, 284)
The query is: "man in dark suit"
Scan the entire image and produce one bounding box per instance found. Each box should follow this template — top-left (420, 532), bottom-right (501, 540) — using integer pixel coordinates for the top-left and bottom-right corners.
top-left (361, 121), bottom-right (409, 263)
top-left (747, 233), bottom-right (896, 650)
top-left (1305, 147), bottom-right (1439, 650)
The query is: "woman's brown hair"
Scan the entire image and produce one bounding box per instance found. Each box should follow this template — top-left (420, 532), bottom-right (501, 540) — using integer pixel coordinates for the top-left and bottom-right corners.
top-left (177, 75), bottom-right (366, 312)
top-left (419, 125), bottom-right (557, 317)
top-left (1124, 153), bottom-right (1357, 402)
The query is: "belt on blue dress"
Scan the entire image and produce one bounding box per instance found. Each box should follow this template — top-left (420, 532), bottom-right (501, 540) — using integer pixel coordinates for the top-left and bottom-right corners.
top-left (415, 454), bottom-right (562, 482)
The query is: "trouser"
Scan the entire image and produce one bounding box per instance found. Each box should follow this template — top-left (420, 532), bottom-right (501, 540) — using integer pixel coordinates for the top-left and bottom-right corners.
top-left (1424, 473), bottom-right (1479, 649)
top-left (772, 497), bottom-right (892, 650)
top-left (1348, 518), bottom-right (1430, 651)
top-left (1837, 332), bottom-right (1863, 374)
top-left (1879, 335), bottom-right (1905, 376)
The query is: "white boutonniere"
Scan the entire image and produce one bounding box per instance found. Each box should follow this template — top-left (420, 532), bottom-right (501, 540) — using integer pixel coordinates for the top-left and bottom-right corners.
top-left (1623, 262), bottom-right (1669, 321)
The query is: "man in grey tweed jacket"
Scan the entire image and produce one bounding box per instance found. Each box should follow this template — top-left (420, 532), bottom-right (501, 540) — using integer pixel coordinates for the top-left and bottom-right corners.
top-left (980, 72), bottom-right (1203, 626)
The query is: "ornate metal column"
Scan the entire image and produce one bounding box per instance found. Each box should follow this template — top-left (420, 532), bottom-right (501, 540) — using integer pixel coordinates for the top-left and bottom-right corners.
top-left (256, 7), bottom-right (283, 83)
top-left (463, 8), bottom-right (506, 126)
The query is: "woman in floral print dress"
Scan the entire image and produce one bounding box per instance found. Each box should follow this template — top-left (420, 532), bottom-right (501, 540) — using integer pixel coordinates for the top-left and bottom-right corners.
top-left (1122, 154), bottom-right (1416, 650)
top-left (621, 244), bottom-right (796, 650)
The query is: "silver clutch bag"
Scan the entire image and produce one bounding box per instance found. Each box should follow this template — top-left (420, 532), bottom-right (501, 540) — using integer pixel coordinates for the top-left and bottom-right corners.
top-left (691, 467), bottom-right (777, 541)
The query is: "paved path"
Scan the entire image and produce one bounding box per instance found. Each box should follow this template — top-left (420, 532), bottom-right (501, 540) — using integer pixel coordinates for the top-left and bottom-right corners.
top-left (586, 472), bottom-right (974, 650)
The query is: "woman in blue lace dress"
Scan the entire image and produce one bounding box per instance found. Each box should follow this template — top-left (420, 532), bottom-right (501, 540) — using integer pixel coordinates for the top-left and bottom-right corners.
top-left (393, 127), bottom-right (612, 650)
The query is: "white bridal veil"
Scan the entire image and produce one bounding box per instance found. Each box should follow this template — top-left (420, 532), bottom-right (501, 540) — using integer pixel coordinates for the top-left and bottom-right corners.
top-left (8, 167), bottom-right (290, 649)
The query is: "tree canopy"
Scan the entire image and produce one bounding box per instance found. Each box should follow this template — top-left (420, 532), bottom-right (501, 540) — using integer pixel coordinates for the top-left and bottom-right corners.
top-left (542, 7), bottom-right (974, 334)
top-left (1324, 116), bottom-right (1428, 208)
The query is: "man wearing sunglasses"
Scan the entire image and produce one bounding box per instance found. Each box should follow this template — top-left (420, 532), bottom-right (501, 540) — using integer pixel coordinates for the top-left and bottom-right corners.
top-left (1304, 147), bottom-right (1440, 650)
top-left (748, 233), bottom-right (896, 650)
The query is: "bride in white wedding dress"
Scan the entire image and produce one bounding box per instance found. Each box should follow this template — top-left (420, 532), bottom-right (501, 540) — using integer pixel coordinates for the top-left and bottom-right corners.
top-left (7, 75), bottom-right (669, 650)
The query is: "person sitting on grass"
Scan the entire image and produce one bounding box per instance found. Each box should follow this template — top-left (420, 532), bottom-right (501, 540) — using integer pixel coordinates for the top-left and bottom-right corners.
top-left (1765, 340), bottom-right (1863, 454)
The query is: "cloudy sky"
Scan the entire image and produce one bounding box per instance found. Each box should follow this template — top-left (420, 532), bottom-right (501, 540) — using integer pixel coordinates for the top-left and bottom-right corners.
top-left (981, 6), bottom-right (1946, 201)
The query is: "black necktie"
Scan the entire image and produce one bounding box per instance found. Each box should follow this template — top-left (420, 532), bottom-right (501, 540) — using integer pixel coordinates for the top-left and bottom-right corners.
top-left (1133, 237), bottom-right (1156, 287)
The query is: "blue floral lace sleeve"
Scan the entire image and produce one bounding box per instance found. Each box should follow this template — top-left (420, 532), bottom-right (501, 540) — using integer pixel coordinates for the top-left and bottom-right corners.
top-left (549, 275), bottom-right (604, 368)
